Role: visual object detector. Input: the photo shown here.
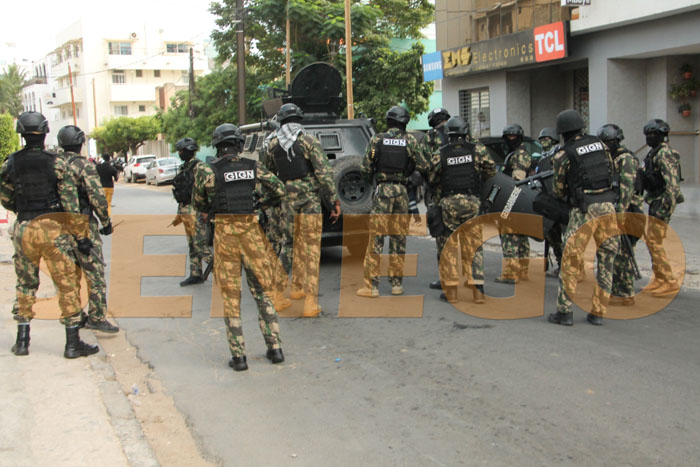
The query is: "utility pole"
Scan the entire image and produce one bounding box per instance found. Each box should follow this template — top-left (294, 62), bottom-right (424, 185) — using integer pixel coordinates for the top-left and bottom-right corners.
top-left (68, 63), bottom-right (77, 126)
top-left (286, 1), bottom-right (291, 87)
top-left (344, 0), bottom-right (354, 119)
top-left (188, 47), bottom-right (195, 118)
top-left (236, 0), bottom-right (246, 124)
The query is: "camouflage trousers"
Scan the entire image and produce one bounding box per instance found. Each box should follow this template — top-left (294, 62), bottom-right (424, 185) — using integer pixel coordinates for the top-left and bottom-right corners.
top-left (289, 194), bottom-right (323, 296)
top-left (73, 216), bottom-right (107, 320)
top-left (545, 223), bottom-right (564, 269)
top-left (611, 235), bottom-right (638, 297)
top-left (437, 194), bottom-right (484, 286)
top-left (499, 233), bottom-right (530, 279)
top-left (180, 206), bottom-right (213, 277)
top-left (646, 197), bottom-right (675, 282)
top-left (11, 218), bottom-right (82, 326)
top-left (363, 183), bottom-right (409, 288)
top-left (263, 203), bottom-right (294, 293)
top-left (557, 203), bottom-right (619, 315)
top-left (213, 217), bottom-right (281, 358)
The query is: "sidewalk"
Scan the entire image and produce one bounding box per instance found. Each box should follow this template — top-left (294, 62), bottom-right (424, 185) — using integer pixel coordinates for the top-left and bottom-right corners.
top-left (0, 228), bottom-right (158, 467)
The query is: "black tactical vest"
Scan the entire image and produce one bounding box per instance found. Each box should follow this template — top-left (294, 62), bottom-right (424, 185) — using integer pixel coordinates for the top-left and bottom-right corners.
top-left (440, 142), bottom-right (480, 196)
top-left (67, 154), bottom-right (92, 216)
top-left (642, 146), bottom-right (664, 196)
top-left (10, 148), bottom-right (62, 221)
top-left (210, 157), bottom-right (257, 215)
top-left (564, 135), bottom-right (614, 206)
top-left (172, 159), bottom-right (198, 205)
top-left (272, 140), bottom-right (312, 182)
top-left (375, 133), bottom-right (409, 178)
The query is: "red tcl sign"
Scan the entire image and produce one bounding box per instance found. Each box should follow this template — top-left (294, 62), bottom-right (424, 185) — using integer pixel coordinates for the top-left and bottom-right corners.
top-left (533, 22), bottom-right (567, 62)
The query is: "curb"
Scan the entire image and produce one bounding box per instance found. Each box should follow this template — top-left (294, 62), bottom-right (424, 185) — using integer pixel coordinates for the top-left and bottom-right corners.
top-left (88, 349), bottom-right (160, 467)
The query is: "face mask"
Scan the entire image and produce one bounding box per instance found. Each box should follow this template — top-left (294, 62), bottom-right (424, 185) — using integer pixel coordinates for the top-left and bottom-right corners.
top-left (646, 134), bottom-right (662, 148)
top-left (178, 151), bottom-right (193, 162)
top-left (604, 140), bottom-right (619, 155)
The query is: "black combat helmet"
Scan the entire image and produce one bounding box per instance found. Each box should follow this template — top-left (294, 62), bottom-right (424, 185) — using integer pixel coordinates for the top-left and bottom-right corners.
top-left (444, 116), bottom-right (469, 138)
top-left (597, 124), bottom-right (624, 142)
top-left (555, 109), bottom-right (584, 136)
top-left (16, 111), bottom-right (49, 134)
top-left (427, 108), bottom-right (450, 128)
top-left (57, 125), bottom-right (86, 147)
top-left (386, 105), bottom-right (410, 126)
top-left (175, 137), bottom-right (199, 153)
top-left (502, 123), bottom-right (524, 149)
top-left (538, 127), bottom-right (558, 141)
top-left (277, 103), bottom-right (304, 125)
top-left (211, 123), bottom-right (245, 147)
top-left (643, 119), bottom-right (670, 135)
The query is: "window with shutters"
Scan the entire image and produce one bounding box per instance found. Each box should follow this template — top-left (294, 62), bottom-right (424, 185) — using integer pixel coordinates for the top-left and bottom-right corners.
top-left (458, 88), bottom-right (490, 137)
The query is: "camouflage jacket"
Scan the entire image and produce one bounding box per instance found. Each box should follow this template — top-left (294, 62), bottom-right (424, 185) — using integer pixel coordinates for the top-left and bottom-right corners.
top-left (177, 157), bottom-right (201, 216)
top-left (427, 137), bottom-right (496, 194)
top-left (192, 153), bottom-right (286, 218)
top-left (0, 147), bottom-right (80, 215)
top-left (59, 150), bottom-right (110, 226)
top-left (643, 142), bottom-right (682, 207)
top-left (419, 127), bottom-right (447, 176)
top-left (552, 134), bottom-right (614, 203)
top-left (503, 143), bottom-right (531, 181)
top-left (613, 145), bottom-right (643, 213)
top-left (361, 127), bottom-right (427, 185)
top-left (264, 130), bottom-right (338, 207)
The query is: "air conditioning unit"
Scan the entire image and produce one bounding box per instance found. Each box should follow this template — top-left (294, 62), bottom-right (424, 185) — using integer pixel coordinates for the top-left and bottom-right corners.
top-left (130, 32), bottom-right (138, 39)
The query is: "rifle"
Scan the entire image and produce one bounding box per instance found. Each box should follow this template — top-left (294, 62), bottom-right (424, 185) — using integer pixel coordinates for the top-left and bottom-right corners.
top-left (515, 169), bottom-right (553, 187)
top-left (620, 234), bottom-right (642, 280)
top-left (167, 216), bottom-right (182, 228)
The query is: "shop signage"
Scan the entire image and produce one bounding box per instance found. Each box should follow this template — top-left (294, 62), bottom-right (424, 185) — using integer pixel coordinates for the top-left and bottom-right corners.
top-left (422, 51), bottom-right (443, 81)
top-left (561, 0), bottom-right (590, 5)
top-left (440, 21), bottom-right (568, 78)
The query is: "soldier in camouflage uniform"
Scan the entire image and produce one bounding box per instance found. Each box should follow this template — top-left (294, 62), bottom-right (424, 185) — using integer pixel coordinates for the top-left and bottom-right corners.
top-left (597, 124), bottom-right (644, 305)
top-left (547, 110), bottom-right (619, 327)
top-left (192, 123), bottom-right (286, 371)
top-left (1, 112), bottom-right (99, 358)
top-left (497, 124), bottom-right (531, 283)
top-left (427, 116), bottom-right (495, 304)
top-left (264, 103), bottom-right (341, 317)
top-left (421, 108), bottom-right (451, 290)
top-left (357, 105), bottom-right (426, 297)
top-left (640, 119), bottom-right (683, 298)
top-left (537, 127), bottom-right (564, 277)
top-left (172, 137), bottom-right (213, 286)
top-left (259, 129), bottom-right (294, 312)
top-left (57, 125), bottom-right (119, 333)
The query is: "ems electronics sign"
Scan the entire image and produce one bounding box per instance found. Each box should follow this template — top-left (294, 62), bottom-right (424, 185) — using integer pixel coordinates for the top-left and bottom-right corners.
top-left (442, 21), bottom-right (568, 77)
top-left (422, 51), bottom-right (443, 82)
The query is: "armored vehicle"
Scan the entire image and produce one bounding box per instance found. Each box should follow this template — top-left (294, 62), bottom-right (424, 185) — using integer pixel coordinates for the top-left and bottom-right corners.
top-left (240, 62), bottom-right (375, 255)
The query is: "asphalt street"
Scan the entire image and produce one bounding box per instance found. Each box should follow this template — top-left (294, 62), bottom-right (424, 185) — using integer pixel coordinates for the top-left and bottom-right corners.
top-left (105, 182), bottom-right (700, 466)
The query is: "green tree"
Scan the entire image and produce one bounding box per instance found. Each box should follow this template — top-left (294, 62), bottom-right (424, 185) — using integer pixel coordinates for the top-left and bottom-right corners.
top-left (90, 116), bottom-right (162, 158)
top-left (0, 113), bottom-right (20, 165)
top-left (205, 0), bottom-right (433, 122)
top-left (0, 64), bottom-right (27, 117)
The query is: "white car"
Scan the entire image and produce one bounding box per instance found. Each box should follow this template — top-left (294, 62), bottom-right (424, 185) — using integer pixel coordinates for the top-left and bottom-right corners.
top-left (145, 157), bottom-right (182, 186)
top-left (124, 155), bottom-right (157, 183)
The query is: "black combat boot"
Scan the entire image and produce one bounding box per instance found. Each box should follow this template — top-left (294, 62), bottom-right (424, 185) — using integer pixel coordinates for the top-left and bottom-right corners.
top-left (547, 311), bottom-right (573, 326)
top-left (429, 279), bottom-right (442, 290)
top-left (180, 275), bottom-right (204, 287)
top-left (266, 348), bottom-right (285, 364)
top-left (64, 326), bottom-right (100, 358)
top-left (586, 313), bottom-right (603, 326)
top-left (229, 355), bottom-right (248, 371)
top-left (85, 317), bottom-right (120, 333)
top-left (11, 323), bottom-right (30, 356)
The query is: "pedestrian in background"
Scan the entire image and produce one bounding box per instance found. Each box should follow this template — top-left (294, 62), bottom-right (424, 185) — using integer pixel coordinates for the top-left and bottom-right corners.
top-left (96, 153), bottom-right (119, 217)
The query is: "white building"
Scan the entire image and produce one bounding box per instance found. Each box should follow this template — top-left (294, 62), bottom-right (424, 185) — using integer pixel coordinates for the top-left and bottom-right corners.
top-left (435, 0), bottom-right (700, 183)
top-left (44, 18), bottom-right (209, 155)
top-left (22, 55), bottom-right (60, 148)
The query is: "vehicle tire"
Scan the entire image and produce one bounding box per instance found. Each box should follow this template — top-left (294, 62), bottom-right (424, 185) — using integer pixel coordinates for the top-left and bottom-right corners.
top-left (346, 236), bottom-right (369, 257)
top-left (332, 155), bottom-right (373, 215)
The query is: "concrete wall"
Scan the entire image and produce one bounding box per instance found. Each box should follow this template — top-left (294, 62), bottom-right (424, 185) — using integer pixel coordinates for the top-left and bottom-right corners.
top-left (530, 66), bottom-right (568, 135)
top-left (442, 70), bottom-right (507, 136)
top-left (505, 72), bottom-right (531, 135)
top-left (572, 0), bottom-right (700, 34)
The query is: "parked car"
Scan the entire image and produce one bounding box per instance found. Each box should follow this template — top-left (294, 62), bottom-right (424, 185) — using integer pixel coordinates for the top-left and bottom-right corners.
top-left (145, 157), bottom-right (182, 186)
top-left (124, 155), bottom-right (157, 183)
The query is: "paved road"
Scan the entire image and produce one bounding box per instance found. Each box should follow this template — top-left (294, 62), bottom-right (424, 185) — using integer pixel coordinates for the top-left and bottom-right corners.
top-left (106, 181), bottom-right (700, 466)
